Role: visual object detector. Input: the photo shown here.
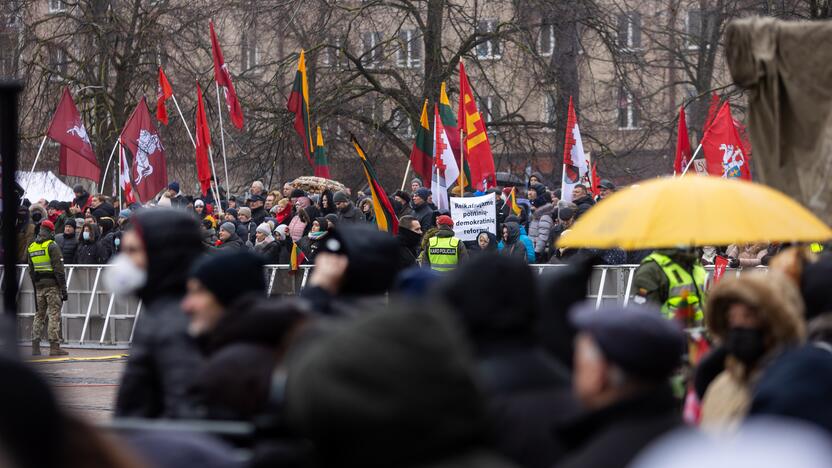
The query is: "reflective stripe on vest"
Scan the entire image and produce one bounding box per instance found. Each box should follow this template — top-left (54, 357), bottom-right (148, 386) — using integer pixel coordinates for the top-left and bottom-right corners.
top-left (642, 252), bottom-right (706, 322)
top-left (428, 236), bottom-right (460, 272)
top-left (28, 240), bottom-right (54, 273)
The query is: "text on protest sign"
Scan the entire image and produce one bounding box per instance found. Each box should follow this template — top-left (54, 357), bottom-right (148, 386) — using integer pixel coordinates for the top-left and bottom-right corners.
top-left (450, 193), bottom-right (496, 241)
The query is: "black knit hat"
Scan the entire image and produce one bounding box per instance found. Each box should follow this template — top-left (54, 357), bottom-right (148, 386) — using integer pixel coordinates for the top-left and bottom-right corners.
top-left (189, 251), bottom-right (266, 307)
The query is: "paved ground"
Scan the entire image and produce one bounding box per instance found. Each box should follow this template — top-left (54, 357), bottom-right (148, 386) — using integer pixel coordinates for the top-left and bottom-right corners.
top-left (24, 346), bottom-right (127, 423)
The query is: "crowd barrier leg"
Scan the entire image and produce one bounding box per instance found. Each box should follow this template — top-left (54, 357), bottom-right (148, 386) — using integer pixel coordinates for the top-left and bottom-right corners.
top-left (59, 266), bottom-right (75, 341)
top-left (99, 292), bottom-right (116, 344)
top-left (622, 267), bottom-right (636, 308)
top-left (594, 268), bottom-right (608, 310)
top-left (78, 267), bottom-right (102, 344)
top-left (16, 265), bottom-right (27, 301)
top-left (129, 300), bottom-right (142, 343)
top-left (266, 269), bottom-right (277, 297)
top-left (300, 268), bottom-right (310, 289)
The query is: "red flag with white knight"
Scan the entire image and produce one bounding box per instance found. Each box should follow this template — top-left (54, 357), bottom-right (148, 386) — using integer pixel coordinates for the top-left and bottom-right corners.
top-left (210, 21), bottom-right (244, 129)
top-left (561, 97), bottom-right (588, 202)
top-left (120, 97), bottom-right (168, 202)
top-left (674, 106), bottom-right (692, 175)
top-left (701, 103), bottom-right (752, 180)
top-left (48, 87), bottom-right (100, 182)
top-left (156, 67), bottom-right (173, 125)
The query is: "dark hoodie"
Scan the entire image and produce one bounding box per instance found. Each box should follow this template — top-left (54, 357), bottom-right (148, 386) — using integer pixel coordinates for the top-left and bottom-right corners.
top-left (397, 225), bottom-right (422, 269)
top-left (471, 231), bottom-right (498, 255)
top-left (115, 209), bottom-right (205, 419)
top-left (287, 305), bottom-right (518, 468)
top-left (75, 224), bottom-right (105, 264)
top-left (500, 222), bottom-right (527, 262)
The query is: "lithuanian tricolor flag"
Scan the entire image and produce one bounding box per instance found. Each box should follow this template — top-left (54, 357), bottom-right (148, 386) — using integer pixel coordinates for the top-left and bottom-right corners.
top-left (352, 135), bottom-right (399, 234)
top-left (290, 242), bottom-right (306, 273)
top-left (408, 99), bottom-right (433, 188)
top-left (313, 126), bottom-right (330, 179)
top-left (287, 49), bottom-right (315, 169)
top-left (439, 82), bottom-right (472, 192)
top-left (506, 187), bottom-right (521, 216)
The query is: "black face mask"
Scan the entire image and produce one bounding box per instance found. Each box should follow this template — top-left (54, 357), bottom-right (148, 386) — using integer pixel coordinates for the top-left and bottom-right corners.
top-left (32, 213), bottom-right (42, 222)
top-left (726, 327), bottom-right (766, 367)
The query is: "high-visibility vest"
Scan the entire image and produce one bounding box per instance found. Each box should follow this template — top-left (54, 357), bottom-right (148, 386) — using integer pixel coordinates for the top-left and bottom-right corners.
top-left (428, 236), bottom-right (460, 272)
top-left (642, 252), bottom-right (706, 322)
top-left (28, 240), bottom-right (55, 273)
top-left (810, 243), bottom-right (824, 253)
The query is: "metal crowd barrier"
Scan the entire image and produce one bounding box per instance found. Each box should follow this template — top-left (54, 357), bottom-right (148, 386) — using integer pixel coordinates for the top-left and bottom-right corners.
top-left (0, 264), bottom-right (764, 348)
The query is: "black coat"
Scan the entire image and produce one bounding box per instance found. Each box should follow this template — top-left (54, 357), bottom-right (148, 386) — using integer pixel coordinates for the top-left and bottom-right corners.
top-left (76, 226), bottom-right (106, 264)
top-left (573, 195), bottom-right (595, 219)
top-left (216, 232), bottom-right (246, 251)
top-left (397, 227), bottom-right (422, 269)
top-left (55, 233), bottom-right (79, 264)
top-left (336, 203), bottom-right (364, 224)
top-left (553, 386), bottom-right (681, 468)
top-left (412, 202), bottom-right (434, 232)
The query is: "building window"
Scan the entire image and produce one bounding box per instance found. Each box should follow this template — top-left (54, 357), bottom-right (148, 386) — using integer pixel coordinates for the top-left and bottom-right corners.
top-left (617, 87), bottom-right (639, 129)
top-left (361, 31), bottom-right (382, 68)
top-left (617, 12), bottom-right (641, 50)
top-left (323, 36), bottom-right (349, 69)
top-left (396, 29), bottom-right (422, 69)
top-left (686, 10), bottom-right (714, 50)
top-left (49, 46), bottom-right (68, 78)
top-left (241, 31), bottom-right (259, 70)
top-left (476, 20), bottom-right (501, 60)
top-left (543, 94), bottom-right (557, 127)
top-left (478, 96), bottom-right (501, 124)
top-left (391, 107), bottom-right (413, 137)
top-left (48, 0), bottom-right (66, 13)
top-left (538, 23), bottom-right (555, 56)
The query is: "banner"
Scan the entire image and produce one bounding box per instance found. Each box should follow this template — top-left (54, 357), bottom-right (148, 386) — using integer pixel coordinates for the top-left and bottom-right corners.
top-left (712, 256), bottom-right (730, 285)
top-left (450, 193), bottom-right (496, 241)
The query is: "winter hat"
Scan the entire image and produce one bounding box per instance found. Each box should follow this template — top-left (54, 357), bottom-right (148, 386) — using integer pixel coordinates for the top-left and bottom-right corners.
top-left (220, 222), bottom-right (236, 234)
top-left (558, 206), bottom-right (576, 221)
top-left (333, 191), bottom-right (350, 203)
top-left (168, 181), bottom-right (180, 193)
top-left (273, 224), bottom-right (289, 240)
top-left (189, 251), bottom-right (266, 307)
top-left (436, 215), bottom-right (454, 227)
top-left (225, 208), bottom-right (238, 219)
top-left (393, 190), bottom-right (411, 202)
top-left (40, 220), bottom-right (55, 231)
top-left (73, 183), bottom-right (84, 193)
top-left (414, 188), bottom-right (431, 201)
top-left (256, 223), bottom-right (272, 236)
top-left (410, 177), bottom-right (423, 187)
top-left (249, 194), bottom-right (266, 203)
top-left (238, 207), bottom-right (252, 219)
top-left (290, 189), bottom-right (306, 199)
top-left (119, 209), bottom-right (131, 219)
top-left (599, 179), bottom-right (616, 190)
top-left (194, 199), bottom-right (205, 207)
top-left (325, 213), bottom-right (338, 227)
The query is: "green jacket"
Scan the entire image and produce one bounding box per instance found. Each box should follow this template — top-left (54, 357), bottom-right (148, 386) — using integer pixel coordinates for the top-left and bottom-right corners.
top-left (27, 230), bottom-right (67, 292)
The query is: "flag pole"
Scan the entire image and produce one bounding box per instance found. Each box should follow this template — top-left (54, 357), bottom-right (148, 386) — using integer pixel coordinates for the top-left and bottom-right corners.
top-left (214, 82), bottom-right (231, 201)
top-left (118, 143), bottom-right (123, 208)
top-left (171, 94), bottom-right (196, 148)
top-left (400, 160), bottom-right (411, 191)
top-left (21, 135), bottom-right (49, 204)
top-left (207, 146), bottom-right (224, 217)
top-left (680, 143), bottom-right (703, 176)
top-left (100, 139), bottom-right (119, 189)
top-left (458, 126), bottom-right (465, 198)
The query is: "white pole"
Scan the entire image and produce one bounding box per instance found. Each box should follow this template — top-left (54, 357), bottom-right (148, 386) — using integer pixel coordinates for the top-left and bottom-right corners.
top-left (207, 146), bottom-right (224, 217)
top-left (214, 82), bottom-right (231, 200)
top-left (22, 135), bottom-right (48, 204)
top-left (171, 94), bottom-right (197, 149)
top-left (400, 160), bottom-right (411, 191)
top-left (100, 139), bottom-right (119, 189)
top-left (680, 143), bottom-right (703, 176)
top-left (118, 143), bottom-right (123, 208)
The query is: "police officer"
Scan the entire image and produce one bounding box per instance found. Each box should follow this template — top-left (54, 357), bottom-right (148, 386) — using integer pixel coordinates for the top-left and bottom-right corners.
top-left (423, 215), bottom-right (467, 272)
top-left (632, 247), bottom-right (706, 324)
top-left (27, 220), bottom-right (69, 356)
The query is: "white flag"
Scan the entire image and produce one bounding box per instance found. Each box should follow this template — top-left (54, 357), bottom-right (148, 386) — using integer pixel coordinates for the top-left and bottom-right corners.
top-left (431, 105), bottom-right (459, 212)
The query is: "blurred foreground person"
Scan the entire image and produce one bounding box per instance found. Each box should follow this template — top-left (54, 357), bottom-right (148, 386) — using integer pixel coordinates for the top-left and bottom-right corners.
top-left (286, 306), bottom-right (520, 468)
top-left (554, 303), bottom-right (685, 468)
top-left (700, 271), bottom-right (805, 431)
top-left (438, 254), bottom-right (575, 468)
top-left (27, 220), bottom-right (69, 356)
top-left (107, 209), bottom-right (205, 418)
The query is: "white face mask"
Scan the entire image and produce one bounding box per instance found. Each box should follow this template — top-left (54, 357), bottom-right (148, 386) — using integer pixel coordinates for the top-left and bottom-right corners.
top-left (83, 232), bottom-right (91, 241)
top-left (103, 254), bottom-right (147, 297)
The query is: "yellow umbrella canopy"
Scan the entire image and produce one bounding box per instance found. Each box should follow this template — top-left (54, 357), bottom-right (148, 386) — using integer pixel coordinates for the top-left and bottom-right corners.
top-left (557, 176), bottom-right (832, 250)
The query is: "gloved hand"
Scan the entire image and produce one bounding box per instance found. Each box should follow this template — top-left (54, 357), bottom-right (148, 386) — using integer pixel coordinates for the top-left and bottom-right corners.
top-left (728, 257), bottom-right (740, 268)
top-left (61, 290), bottom-right (68, 302)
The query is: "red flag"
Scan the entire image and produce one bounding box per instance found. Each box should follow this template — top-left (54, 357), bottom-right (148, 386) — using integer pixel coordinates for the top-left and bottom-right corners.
top-left (195, 83), bottom-right (213, 197)
top-left (47, 87), bottom-right (100, 182)
top-left (590, 162), bottom-right (600, 197)
top-left (119, 144), bottom-right (136, 205)
top-left (704, 92), bottom-right (720, 130)
top-left (458, 62), bottom-right (496, 190)
top-left (701, 103), bottom-right (752, 180)
top-left (156, 67), bottom-right (174, 125)
top-left (712, 255), bottom-right (730, 285)
top-left (674, 106), bottom-right (692, 174)
top-left (120, 97), bottom-right (168, 202)
top-left (210, 21), bottom-right (244, 130)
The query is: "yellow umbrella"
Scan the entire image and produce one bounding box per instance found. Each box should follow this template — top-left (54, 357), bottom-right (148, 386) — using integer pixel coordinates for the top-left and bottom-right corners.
top-left (557, 176), bottom-right (832, 250)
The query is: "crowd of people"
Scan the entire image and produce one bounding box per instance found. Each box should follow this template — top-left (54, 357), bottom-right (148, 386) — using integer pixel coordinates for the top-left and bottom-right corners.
top-left (5, 174), bottom-right (832, 468)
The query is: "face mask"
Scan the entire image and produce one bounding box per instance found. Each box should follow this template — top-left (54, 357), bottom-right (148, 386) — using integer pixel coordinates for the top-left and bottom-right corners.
top-left (103, 254), bottom-right (147, 297)
top-left (726, 327), bottom-right (766, 367)
top-left (114, 238), bottom-right (121, 248)
top-left (83, 232), bottom-right (91, 241)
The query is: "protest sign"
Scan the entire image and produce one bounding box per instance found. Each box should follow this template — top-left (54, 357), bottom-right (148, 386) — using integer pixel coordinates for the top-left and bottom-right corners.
top-left (450, 193), bottom-right (496, 241)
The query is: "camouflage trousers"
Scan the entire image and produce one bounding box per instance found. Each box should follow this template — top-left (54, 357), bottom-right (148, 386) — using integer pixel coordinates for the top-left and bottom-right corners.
top-left (33, 285), bottom-right (62, 342)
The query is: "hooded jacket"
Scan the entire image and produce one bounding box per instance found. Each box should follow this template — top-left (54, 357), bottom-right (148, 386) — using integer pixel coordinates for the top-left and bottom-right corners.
top-left (470, 231), bottom-right (498, 255)
top-left (700, 271), bottom-right (806, 430)
top-left (115, 209), bottom-right (205, 419)
top-left (287, 305), bottom-right (519, 468)
top-left (397, 226), bottom-right (423, 269)
top-left (499, 223), bottom-right (528, 263)
top-left (75, 224), bottom-right (105, 264)
top-left (528, 203), bottom-right (555, 257)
